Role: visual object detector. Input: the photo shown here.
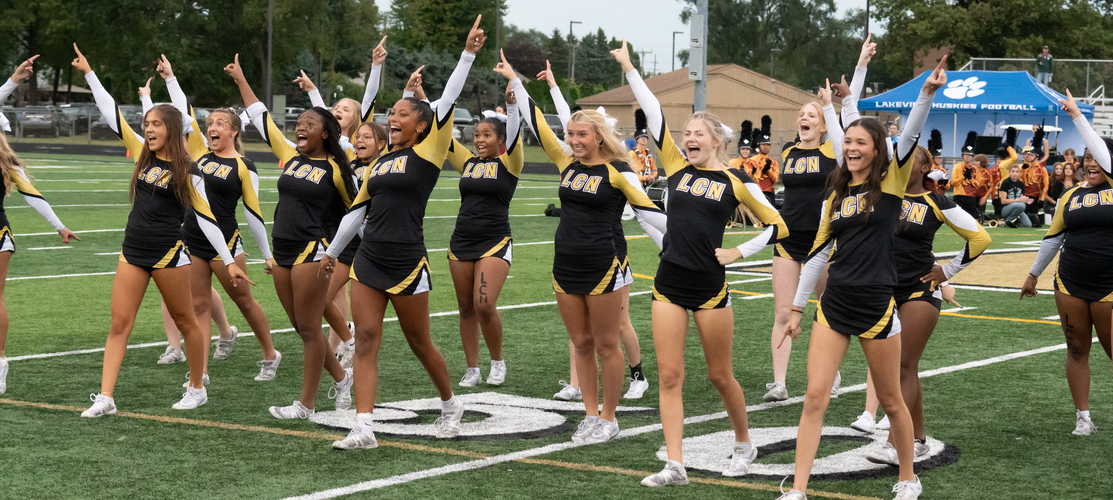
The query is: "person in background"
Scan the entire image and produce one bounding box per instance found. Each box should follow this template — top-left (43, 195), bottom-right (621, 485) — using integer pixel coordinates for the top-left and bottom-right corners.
top-left (988, 130), bottom-right (1020, 219)
top-left (950, 132), bottom-right (983, 218)
top-left (748, 115), bottom-right (780, 206)
top-left (927, 130), bottom-right (949, 191)
top-left (1062, 148), bottom-right (1079, 170)
top-left (1020, 138), bottom-right (1050, 227)
top-left (728, 120), bottom-right (754, 171)
top-left (1047, 162), bottom-right (1068, 217)
top-left (628, 110), bottom-right (657, 187)
top-left (1025, 124), bottom-right (1050, 166)
top-left (889, 122), bottom-right (900, 147)
top-left (1064, 163), bottom-right (1079, 187)
top-left (1000, 164), bottom-right (1033, 228)
top-left (1036, 46), bottom-right (1053, 86)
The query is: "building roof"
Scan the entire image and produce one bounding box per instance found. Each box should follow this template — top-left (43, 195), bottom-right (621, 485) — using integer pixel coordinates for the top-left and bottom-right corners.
top-left (576, 64), bottom-right (817, 108)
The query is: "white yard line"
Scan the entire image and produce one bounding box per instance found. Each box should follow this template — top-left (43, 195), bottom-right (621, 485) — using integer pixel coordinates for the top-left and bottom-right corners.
top-left (27, 246), bottom-right (73, 250)
top-left (284, 339), bottom-right (1089, 500)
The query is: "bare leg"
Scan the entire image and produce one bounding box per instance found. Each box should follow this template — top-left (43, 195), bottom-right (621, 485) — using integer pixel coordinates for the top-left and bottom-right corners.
top-left (694, 307), bottom-right (749, 443)
top-left (161, 299), bottom-right (181, 350)
top-left (861, 333), bottom-right (916, 483)
top-left (391, 292), bottom-right (454, 400)
top-left (473, 257), bottom-right (509, 361)
top-left (791, 322), bottom-right (850, 492)
top-left (618, 285), bottom-right (642, 367)
top-left (0, 252), bottom-right (8, 357)
top-left (153, 266), bottom-right (206, 390)
top-left (893, 301), bottom-right (940, 440)
top-left (557, 293), bottom-right (597, 416)
top-left (188, 257), bottom-right (213, 375)
top-left (652, 300), bottom-right (690, 462)
top-left (325, 267), bottom-right (353, 348)
top-left (100, 262), bottom-right (152, 397)
top-left (211, 255), bottom-right (275, 360)
top-left (585, 291), bottom-right (624, 421)
top-left (350, 281), bottom-right (389, 413)
top-left (568, 341), bottom-right (579, 388)
top-left (449, 259), bottom-right (480, 368)
top-left (862, 370), bottom-right (879, 418)
top-left (1057, 292), bottom-right (1097, 412)
top-left (770, 258), bottom-right (829, 385)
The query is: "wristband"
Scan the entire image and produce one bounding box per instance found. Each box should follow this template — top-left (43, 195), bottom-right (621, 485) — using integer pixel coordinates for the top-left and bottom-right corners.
top-left (790, 308), bottom-right (804, 314)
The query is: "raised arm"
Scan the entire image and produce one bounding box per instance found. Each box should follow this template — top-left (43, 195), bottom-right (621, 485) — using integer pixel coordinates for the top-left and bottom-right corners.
top-left (156, 54), bottom-right (190, 123)
top-left (433, 15), bottom-right (486, 121)
top-left (611, 39), bottom-right (688, 176)
top-left (536, 60), bottom-right (571, 128)
top-left (1062, 89), bottom-right (1112, 177)
top-left (1, 56), bottom-right (38, 132)
top-left (361, 36), bottom-right (388, 121)
top-left (74, 44), bottom-right (144, 157)
top-left (227, 54), bottom-right (297, 164)
top-left (501, 51), bottom-right (574, 170)
top-left (819, 80), bottom-right (844, 166)
top-left (899, 56), bottom-right (947, 161)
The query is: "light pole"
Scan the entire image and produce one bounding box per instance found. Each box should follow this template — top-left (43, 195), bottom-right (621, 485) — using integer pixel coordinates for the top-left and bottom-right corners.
top-left (672, 31), bottom-right (683, 71)
top-left (770, 48), bottom-right (781, 80)
top-left (568, 21), bottom-right (582, 83)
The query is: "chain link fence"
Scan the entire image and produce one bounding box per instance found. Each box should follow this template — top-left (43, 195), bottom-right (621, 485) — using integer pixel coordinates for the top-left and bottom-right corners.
top-left (960, 58), bottom-right (1113, 100)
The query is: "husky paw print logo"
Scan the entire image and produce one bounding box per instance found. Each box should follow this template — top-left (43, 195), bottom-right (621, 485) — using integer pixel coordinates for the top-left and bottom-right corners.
top-left (943, 77), bottom-right (987, 99)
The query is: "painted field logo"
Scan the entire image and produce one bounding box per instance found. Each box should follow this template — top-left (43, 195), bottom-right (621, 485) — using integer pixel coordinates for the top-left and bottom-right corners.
top-left (657, 427), bottom-right (959, 481)
top-left (311, 392), bottom-right (654, 440)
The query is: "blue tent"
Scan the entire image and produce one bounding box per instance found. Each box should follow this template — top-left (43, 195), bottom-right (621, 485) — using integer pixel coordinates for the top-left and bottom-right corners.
top-left (860, 70), bottom-right (1095, 157)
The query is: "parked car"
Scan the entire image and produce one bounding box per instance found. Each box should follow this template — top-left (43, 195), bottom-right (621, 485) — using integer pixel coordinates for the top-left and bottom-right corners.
top-left (20, 106), bottom-right (63, 137)
top-left (192, 107), bottom-right (211, 130)
top-left (523, 113), bottom-right (564, 146)
top-left (58, 104), bottom-right (98, 136)
top-left (284, 107), bottom-right (305, 131)
top-left (1, 106), bottom-right (18, 136)
top-left (453, 108), bottom-right (476, 143)
top-left (91, 104), bottom-right (142, 140)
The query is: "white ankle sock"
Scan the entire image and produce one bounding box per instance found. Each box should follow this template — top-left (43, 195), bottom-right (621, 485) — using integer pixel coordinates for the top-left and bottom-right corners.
top-left (734, 441), bottom-right (752, 453)
top-left (441, 395), bottom-right (457, 411)
top-left (491, 360), bottom-right (505, 368)
top-left (1078, 409), bottom-right (1091, 420)
top-left (467, 367), bottom-right (480, 374)
top-left (357, 412), bottom-right (374, 435)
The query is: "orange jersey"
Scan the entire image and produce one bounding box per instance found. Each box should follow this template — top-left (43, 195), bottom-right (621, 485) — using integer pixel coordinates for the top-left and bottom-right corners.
top-left (950, 161), bottom-right (984, 196)
top-left (1019, 162), bottom-right (1049, 200)
top-left (746, 153), bottom-right (779, 193)
top-left (628, 147), bottom-right (657, 182)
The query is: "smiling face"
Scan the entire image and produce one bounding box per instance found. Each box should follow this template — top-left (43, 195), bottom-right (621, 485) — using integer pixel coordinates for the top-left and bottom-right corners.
top-left (294, 111), bottom-right (327, 156)
top-left (353, 125), bottom-right (379, 162)
top-left (473, 121), bottom-right (503, 159)
top-left (1082, 152), bottom-right (1104, 185)
top-left (207, 111), bottom-right (239, 155)
top-left (842, 125), bottom-right (877, 180)
top-left (797, 103), bottom-right (826, 145)
top-left (143, 109), bottom-right (170, 153)
top-left (564, 120), bottom-right (601, 160)
top-left (1053, 163), bottom-right (1063, 177)
top-left (739, 146), bottom-right (751, 158)
top-left (388, 99), bottom-right (428, 149)
top-left (331, 99), bottom-right (359, 137)
top-left (682, 117), bottom-right (722, 168)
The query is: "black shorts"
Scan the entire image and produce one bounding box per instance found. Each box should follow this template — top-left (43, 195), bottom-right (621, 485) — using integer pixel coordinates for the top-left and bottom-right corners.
top-left (774, 229), bottom-right (818, 262)
top-left (1055, 272), bottom-right (1113, 303)
top-left (816, 284), bottom-right (901, 339)
top-left (894, 280), bottom-right (942, 309)
top-left (0, 225), bottom-right (14, 253)
top-left (273, 237), bottom-right (328, 269)
top-left (337, 236), bottom-right (362, 266)
top-left (185, 228), bottom-right (244, 262)
top-left (351, 243), bottom-right (431, 296)
top-left (652, 259), bottom-right (731, 310)
top-left (552, 252), bottom-right (625, 296)
top-left (120, 239), bottom-right (191, 272)
top-left (449, 235), bottom-right (513, 264)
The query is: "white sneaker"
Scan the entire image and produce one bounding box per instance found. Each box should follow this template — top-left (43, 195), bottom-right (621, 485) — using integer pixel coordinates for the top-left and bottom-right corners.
top-left (777, 490), bottom-right (807, 500)
top-left (338, 328), bottom-right (355, 370)
top-left (333, 428), bottom-right (378, 450)
top-left (571, 416), bottom-right (599, 443)
top-left (623, 374), bottom-right (649, 399)
top-left (865, 442), bottom-right (899, 466)
top-left (213, 326), bottom-right (238, 360)
top-left (722, 442), bottom-right (758, 476)
top-left (255, 350), bottom-right (282, 381)
top-left (892, 476), bottom-right (923, 500)
top-left (172, 386), bottom-right (208, 410)
top-left (81, 393), bottom-right (117, 418)
top-left (269, 400), bottom-right (314, 419)
top-left (914, 439), bottom-right (930, 458)
top-left (329, 371), bottom-right (354, 411)
top-left (831, 370), bottom-right (841, 399)
top-left (486, 360), bottom-right (506, 385)
top-left (877, 414), bottom-right (891, 430)
top-left (182, 372), bottom-right (211, 388)
top-left (0, 358), bottom-right (8, 394)
top-left (583, 417), bottom-right (619, 444)
top-left (851, 411), bottom-right (876, 433)
top-left (459, 367), bottom-right (482, 387)
top-left (157, 346), bottom-right (186, 364)
top-left (763, 382), bottom-right (788, 402)
top-left (1073, 415), bottom-right (1096, 436)
top-left (641, 459), bottom-right (688, 487)
top-left (553, 380), bottom-right (582, 401)
top-left (434, 398), bottom-right (464, 438)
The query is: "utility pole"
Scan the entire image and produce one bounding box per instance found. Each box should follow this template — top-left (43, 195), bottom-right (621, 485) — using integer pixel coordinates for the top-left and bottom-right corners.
top-left (265, 0), bottom-right (273, 107)
top-left (652, 55), bottom-right (658, 76)
top-left (568, 21), bottom-right (582, 82)
top-left (635, 49), bottom-right (652, 75)
top-left (672, 31), bottom-right (683, 71)
top-left (690, 0), bottom-right (708, 111)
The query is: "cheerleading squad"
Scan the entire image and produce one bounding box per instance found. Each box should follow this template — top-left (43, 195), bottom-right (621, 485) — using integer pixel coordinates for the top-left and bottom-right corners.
top-left (0, 18), bottom-right (1110, 500)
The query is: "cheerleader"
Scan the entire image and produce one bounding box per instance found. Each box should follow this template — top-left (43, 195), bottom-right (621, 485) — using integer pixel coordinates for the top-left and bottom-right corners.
top-left (510, 52), bottom-right (668, 444)
top-left (1020, 90), bottom-right (1113, 436)
top-left (321, 16), bottom-right (487, 449)
top-left (610, 41), bottom-right (789, 485)
top-left (143, 57), bottom-right (282, 382)
top-left (72, 45), bottom-right (250, 416)
top-left (777, 57), bottom-right (946, 500)
top-left (535, 59), bottom-right (655, 400)
top-left (444, 78), bottom-right (522, 387)
top-left (227, 54), bottom-right (355, 419)
top-left (849, 145), bottom-right (991, 465)
top-left (763, 37), bottom-right (875, 402)
top-left (0, 56), bottom-right (80, 394)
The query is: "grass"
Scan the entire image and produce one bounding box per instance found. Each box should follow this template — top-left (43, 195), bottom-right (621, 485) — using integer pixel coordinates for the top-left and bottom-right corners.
top-left (0, 153), bottom-right (1109, 499)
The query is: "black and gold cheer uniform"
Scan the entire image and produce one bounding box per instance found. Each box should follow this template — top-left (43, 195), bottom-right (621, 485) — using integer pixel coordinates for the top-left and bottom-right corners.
top-left (778, 128), bottom-right (842, 261)
top-left (0, 168), bottom-right (68, 253)
top-left (516, 87), bottom-right (667, 295)
top-left (1030, 181), bottom-right (1113, 302)
top-left (894, 192), bottom-right (990, 308)
top-left (336, 159), bottom-right (373, 266)
top-left (326, 104), bottom-right (455, 295)
top-left (85, 71), bottom-right (234, 271)
top-left (183, 112), bottom-right (274, 262)
top-left (445, 102), bottom-right (524, 264)
top-left (247, 102), bottom-right (354, 268)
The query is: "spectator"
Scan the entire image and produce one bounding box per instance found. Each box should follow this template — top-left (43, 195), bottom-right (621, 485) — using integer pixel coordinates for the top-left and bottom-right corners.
top-left (951, 132), bottom-right (983, 218)
top-left (1036, 46), bottom-right (1053, 85)
top-left (971, 153), bottom-right (992, 221)
top-left (1025, 125), bottom-right (1050, 165)
top-left (628, 110), bottom-right (656, 186)
top-left (746, 115), bottom-right (779, 206)
top-left (888, 122), bottom-right (900, 147)
top-left (1019, 145), bottom-right (1050, 227)
top-left (1064, 163), bottom-right (1079, 186)
top-left (1047, 162), bottom-right (1068, 217)
top-left (728, 120), bottom-right (754, 170)
top-left (1000, 165), bottom-right (1033, 228)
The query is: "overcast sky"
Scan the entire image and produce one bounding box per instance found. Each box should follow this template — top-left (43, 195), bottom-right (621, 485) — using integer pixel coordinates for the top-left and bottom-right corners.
top-left (375, 0), bottom-right (873, 74)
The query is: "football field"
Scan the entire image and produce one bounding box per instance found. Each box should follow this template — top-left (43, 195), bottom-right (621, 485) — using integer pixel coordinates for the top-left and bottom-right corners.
top-left (0, 153), bottom-right (1110, 499)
